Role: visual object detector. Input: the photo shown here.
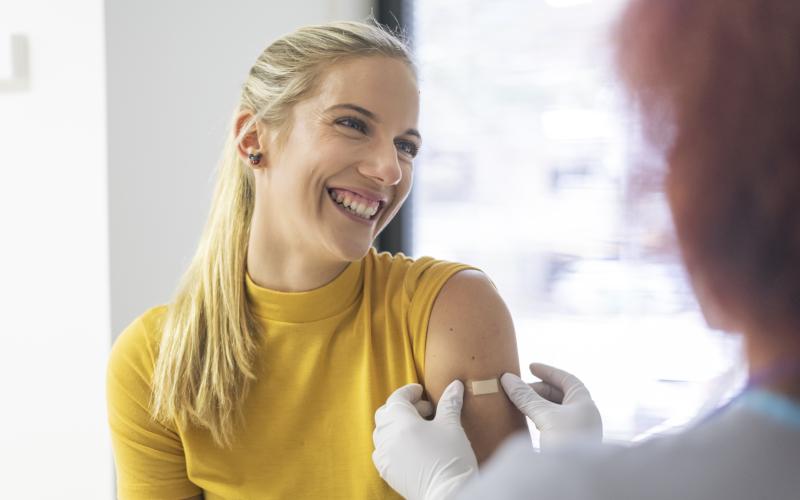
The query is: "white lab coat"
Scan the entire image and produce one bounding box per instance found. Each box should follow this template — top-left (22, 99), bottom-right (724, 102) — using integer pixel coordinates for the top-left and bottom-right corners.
top-left (458, 392), bottom-right (800, 500)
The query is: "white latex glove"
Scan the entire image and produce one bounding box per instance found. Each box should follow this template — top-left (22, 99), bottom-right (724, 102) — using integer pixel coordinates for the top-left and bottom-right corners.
top-left (372, 380), bottom-right (478, 500)
top-left (501, 363), bottom-right (603, 450)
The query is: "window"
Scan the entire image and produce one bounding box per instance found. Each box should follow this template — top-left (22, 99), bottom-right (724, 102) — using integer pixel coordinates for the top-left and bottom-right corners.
top-left (411, 0), bottom-right (744, 443)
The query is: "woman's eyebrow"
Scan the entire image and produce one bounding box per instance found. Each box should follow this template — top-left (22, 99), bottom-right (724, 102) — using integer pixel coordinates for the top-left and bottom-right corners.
top-left (326, 103), bottom-right (377, 120)
top-left (325, 102), bottom-right (422, 141)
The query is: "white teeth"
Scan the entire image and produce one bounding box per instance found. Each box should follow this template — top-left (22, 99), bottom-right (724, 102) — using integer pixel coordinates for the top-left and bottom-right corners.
top-left (329, 189), bottom-right (380, 220)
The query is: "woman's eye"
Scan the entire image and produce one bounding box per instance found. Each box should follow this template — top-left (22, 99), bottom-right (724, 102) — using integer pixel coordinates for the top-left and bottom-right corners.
top-left (337, 117), bottom-right (367, 133)
top-left (395, 140), bottom-right (419, 158)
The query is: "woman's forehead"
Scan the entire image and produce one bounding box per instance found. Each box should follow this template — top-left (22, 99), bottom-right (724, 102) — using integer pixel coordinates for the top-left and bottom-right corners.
top-left (310, 57), bottom-right (419, 120)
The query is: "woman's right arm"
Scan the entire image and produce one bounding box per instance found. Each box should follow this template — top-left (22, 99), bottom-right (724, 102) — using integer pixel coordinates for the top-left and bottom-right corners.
top-left (107, 314), bottom-right (203, 500)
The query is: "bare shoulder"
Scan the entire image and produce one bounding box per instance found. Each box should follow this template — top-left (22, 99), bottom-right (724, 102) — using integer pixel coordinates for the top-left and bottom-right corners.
top-left (429, 269), bottom-right (514, 349)
top-left (426, 270), bottom-right (517, 379)
top-left (424, 269), bottom-right (526, 463)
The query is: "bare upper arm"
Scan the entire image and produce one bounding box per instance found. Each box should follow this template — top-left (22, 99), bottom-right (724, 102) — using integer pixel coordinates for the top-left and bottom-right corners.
top-left (423, 269), bottom-right (527, 463)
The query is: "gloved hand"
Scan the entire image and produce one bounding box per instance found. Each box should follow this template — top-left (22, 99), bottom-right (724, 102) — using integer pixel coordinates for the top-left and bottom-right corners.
top-left (501, 363), bottom-right (602, 450)
top-left (372, 380), bottom-right (478, 500)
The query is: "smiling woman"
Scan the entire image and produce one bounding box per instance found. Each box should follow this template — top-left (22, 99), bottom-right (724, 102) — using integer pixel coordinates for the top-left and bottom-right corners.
top-left (106, 20), bottom-right (524, 500)
top-left (239, 56), bottom-right (421, 275)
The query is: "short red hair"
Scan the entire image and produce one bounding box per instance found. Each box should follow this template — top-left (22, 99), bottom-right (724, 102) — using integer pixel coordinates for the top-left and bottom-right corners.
top-left (616, 0), bottom-right (800, 337)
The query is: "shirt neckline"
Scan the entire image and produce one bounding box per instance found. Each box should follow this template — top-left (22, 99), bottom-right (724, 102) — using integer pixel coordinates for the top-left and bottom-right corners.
top-left (245, 259), bottom-right (363, 323)
top-left (738, 388), bottom-right (800, 429)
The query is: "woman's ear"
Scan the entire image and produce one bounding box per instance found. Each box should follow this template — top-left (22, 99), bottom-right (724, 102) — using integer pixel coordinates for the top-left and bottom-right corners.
top-left (234, 111), bottom-right (268, 168)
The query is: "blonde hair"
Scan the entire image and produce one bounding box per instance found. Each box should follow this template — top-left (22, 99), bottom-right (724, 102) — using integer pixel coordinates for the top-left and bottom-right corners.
top-left (151, 20), bottom-right (413, 447)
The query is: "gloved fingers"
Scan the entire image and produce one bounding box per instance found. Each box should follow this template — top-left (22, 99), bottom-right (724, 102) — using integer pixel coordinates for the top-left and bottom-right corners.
top-left (386, 383), bottom-right (425, 405)
top-left (375, 384), bottom-right (427, 428)
top-left (371, 448), bottom-right (390, 480)
top-left (529, 363), bottom-right (592, 404)
top-left (530, 381), bottom-right (564, 404)
top-left (433, 379), bottom-right (465, 425)
top-left (414, 399), bottom-right (435, 418)
top-left (500, 373), bottom-right (553, 418)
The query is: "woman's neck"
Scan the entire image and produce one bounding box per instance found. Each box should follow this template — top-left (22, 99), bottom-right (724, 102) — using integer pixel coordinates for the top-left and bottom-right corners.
top-left (246, 218), bottom-right (349, 293)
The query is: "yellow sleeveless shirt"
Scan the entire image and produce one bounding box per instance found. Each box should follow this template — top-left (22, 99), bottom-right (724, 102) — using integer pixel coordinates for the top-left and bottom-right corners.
top-left (107, 249), bottom-right (472, 499)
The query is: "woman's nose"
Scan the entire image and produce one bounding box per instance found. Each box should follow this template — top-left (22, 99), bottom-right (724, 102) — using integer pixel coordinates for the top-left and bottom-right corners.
top-left (358, 139), bottom-right (403, 186)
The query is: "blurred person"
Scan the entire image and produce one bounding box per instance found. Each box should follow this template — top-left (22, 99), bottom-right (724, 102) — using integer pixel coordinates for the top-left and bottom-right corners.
top-left (372, 1), bottom-right (800, 498)
top-left (106, 20), bottom-right (524, 500)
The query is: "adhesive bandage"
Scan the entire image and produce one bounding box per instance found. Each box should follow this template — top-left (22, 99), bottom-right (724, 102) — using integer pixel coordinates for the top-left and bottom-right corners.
top-left (467, 378), bottom-right (499, 396)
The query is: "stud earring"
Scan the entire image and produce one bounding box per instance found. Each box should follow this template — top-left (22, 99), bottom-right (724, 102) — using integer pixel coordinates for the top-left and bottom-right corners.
top-left (248, 150), bottom-right (263, 166)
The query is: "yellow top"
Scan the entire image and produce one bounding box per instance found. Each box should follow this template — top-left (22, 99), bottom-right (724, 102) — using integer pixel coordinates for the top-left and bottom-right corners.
top-left (107, 249), bottom-right (473, 499)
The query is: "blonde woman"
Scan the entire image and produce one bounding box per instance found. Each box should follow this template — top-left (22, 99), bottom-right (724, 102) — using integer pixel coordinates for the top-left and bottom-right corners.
top-left (106, 21), bottom-right (524, 499)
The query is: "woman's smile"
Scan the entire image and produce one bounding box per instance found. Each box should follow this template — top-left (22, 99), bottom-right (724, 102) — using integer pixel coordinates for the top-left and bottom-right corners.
top-left (327, 187), bottom-right (386, 223)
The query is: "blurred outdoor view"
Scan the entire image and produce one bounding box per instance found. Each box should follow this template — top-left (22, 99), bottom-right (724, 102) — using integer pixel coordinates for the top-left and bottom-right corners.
top-left (411, 0), bottom-right (745, 444)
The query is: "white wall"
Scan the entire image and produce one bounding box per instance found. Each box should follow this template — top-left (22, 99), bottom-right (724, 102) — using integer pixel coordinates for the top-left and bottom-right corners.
top-left (0, 0), bottom-right (112, 498)
top-left (0, 1), bottom-right (369, 498)
top-left (106, 0), bottom-right (371, 340)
